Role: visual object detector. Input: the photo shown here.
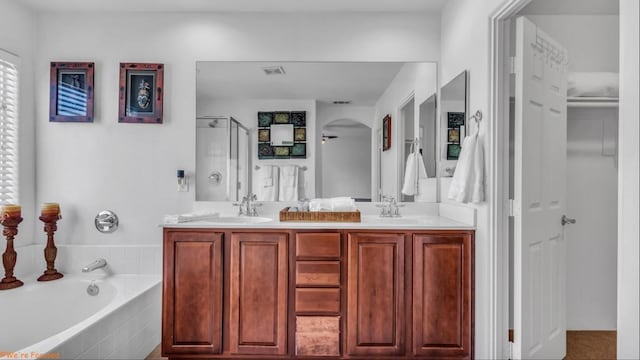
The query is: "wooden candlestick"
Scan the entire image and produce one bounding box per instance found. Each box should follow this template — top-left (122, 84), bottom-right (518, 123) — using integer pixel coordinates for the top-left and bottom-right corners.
top-left (37, 214), bottom-right (64, 281)
top-left (0, 215), bottom-right (24, 290)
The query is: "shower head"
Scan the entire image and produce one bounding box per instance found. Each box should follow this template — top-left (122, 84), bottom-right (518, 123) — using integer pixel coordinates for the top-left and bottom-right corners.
top-left (208, 119), bottom-right (218, 127)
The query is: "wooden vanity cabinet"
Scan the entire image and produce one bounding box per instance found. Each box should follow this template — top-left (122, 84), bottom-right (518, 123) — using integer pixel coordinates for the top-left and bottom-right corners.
top-left (162, 229), bottom-right (224, 355)
top-left (162, 228), bottom-right (474, 360)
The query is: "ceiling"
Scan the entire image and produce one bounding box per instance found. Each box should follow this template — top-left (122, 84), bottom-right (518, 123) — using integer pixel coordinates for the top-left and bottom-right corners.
top-left (520, 0), bottom-right (619, 15)
top-left (196, 62), bottom-right (407, 106)
top-left (20, 0), bottom-right (446, 12)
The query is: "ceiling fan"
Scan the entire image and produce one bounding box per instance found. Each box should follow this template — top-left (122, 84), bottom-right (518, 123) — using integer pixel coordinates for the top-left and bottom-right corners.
top-left (321, 134), bottom-right (338, 144)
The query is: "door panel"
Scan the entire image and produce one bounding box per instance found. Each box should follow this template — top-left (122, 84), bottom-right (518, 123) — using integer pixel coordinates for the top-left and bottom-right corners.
top-left (162, 230), bottom-right (223, 355)
top-left (514, 16), bottom-right (568, 359)
top-left (346, 232), bottom-right (404, 355)
top-left (229, 232), bottom-right (288, 355)
top-left (413, 233), bottom-right (472, 358)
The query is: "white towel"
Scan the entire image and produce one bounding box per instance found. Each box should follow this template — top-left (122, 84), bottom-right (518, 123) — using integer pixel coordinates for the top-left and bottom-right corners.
top-left (255, 165), bottom-right (279, 201)
top-left (401, 152), bottom-right (428, 196)
top-left (278, 165), bottom-right (299, 201)
top-left (164, 212), bottom-right (220, 224)
top-left (309, 197), bottom-right (357, 212)
top-left (568, 72), bottom-right (619, 97)
top-left (447, 129), bottom-right (485, 204)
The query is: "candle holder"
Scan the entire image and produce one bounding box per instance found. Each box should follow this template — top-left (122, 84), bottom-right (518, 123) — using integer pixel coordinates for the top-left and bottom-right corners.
top-left (37, 214), bottom-right (64, 281)
top-left (0, 215), bottom-right (24, 290)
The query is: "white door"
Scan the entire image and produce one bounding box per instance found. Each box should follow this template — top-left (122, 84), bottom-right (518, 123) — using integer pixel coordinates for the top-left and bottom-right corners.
top-left (513, 16), bottom-right (568, 359)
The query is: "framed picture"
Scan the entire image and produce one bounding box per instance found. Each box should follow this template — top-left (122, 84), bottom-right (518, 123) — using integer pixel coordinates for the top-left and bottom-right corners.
top-left (273, 146), bottom-right (290, 158)
top-left (448, 128), bottom-right (460, 143)
top-left (258, 143), bottom-right (274, 159)
top-left (294, 128), bottom-right (306, 141)
top-left (291, 112), bottom-right (306, 126)
top-left (447, 143), bottom-right (462, 160)
top-left (382, 114), bottom-right (391, 151)
top-left (274, 112), bottom-right (290, 124)
top-left (118, 63), bottom-right (164, 123)
top-left (447, 112), bottom-right (465, 128)
top-left (49, 62), bottom-right (95, 122)
top-left (258, 112), bottom-right (273, 127)
top-left (291, 143), bottom-right (306, 158)
top-left (258, 129), bottom-right (270, 142)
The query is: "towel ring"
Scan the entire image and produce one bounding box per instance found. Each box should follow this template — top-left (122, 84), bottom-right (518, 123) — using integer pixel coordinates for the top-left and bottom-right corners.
top-left (469, 110), bottom-right (482, 124)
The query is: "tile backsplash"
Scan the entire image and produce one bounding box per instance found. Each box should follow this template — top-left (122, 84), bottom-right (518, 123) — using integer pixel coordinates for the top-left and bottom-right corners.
top-left (14, 244), bottom-right (162, 278)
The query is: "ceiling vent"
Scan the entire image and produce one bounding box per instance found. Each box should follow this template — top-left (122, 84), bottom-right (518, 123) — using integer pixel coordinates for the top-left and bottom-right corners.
top-left (332, 100), bottom-right (351, 105)
top-left (262, 66), bottom-right (286, 75)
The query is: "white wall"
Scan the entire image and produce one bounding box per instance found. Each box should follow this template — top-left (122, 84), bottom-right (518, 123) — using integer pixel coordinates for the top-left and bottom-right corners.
top-left (316, 103), bottom-right (374, 198)
top-left (0, 0), bottom-right (36, 251)
top-left (34, 11), bottom-right (439, 245)
top-left (566, 108), bottom-right (618, 330)
top-left (374, 62), bottom-right (438, 199)
top-left (617, 0), bottom-right (639, 357)
top-left (440, 0), bottom-right (502, 357)
top-left (199, 98), bottom-right (316, 200)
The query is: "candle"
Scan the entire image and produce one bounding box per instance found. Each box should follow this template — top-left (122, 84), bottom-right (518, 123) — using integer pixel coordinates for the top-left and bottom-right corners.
top-left (1, 204), bottom-right (21, 219)
top-left (41, 203), bottom-right (60, 217)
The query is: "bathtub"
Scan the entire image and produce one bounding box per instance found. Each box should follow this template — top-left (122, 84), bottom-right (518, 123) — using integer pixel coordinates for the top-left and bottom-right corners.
top-left (0, 274), bottom-right (161, 360)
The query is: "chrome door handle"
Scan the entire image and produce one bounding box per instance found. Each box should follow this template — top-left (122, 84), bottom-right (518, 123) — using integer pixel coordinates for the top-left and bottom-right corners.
top-left (561, 215), bottom-right (576, 226)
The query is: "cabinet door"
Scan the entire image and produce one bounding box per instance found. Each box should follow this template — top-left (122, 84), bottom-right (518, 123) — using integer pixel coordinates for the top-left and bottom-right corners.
top-left (413, 233), bottom-right (473, 358)
top-left (346, 232), bottom-right (405, 356)
top-left (229, 232), bottom-right (288, 355)
top-left (162, 230), bottom-right (223, 355)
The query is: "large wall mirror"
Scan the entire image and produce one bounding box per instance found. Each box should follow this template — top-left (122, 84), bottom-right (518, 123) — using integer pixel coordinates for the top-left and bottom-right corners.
top-left (196, 61), bottom-right (440, 202)
top-left (440, 70), bottom-right (468, 177)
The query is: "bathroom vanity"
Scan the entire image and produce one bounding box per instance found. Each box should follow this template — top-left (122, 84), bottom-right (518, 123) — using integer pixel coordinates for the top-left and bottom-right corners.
top-left (161, 220), bottom-right (474, 359)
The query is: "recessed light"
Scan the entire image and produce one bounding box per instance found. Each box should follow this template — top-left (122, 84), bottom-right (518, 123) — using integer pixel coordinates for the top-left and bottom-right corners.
top-left (332, 100), bottom-right (351, 105)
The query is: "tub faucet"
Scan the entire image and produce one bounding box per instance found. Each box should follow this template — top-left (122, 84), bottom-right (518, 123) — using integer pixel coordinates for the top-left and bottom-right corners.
top-left (82, 258), bottom-right (107, 272)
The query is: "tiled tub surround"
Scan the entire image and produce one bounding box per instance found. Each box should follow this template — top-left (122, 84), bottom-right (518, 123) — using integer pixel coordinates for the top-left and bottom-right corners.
top-left (3, 244), bottom-right (161, 360)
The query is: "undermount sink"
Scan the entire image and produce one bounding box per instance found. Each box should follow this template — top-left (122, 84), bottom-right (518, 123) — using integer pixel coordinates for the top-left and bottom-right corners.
top-left (207, 216), bottom-right (273, 224)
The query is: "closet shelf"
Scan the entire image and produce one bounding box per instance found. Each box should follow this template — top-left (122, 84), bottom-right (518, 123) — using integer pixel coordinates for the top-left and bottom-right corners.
top-left (567, 97), bottom-right (619, 108)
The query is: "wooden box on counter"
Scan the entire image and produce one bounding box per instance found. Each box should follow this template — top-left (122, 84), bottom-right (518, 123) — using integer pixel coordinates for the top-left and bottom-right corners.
top-left (279, 207), bottom-right (361, 222)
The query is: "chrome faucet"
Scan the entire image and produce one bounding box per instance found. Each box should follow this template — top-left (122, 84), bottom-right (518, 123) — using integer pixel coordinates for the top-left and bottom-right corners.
top-left (233, 193), bottom-right (262, 216)
top-left (377, 196), bottom-right (403, 217)
top-left (82, 258), bottom-right (107, 273)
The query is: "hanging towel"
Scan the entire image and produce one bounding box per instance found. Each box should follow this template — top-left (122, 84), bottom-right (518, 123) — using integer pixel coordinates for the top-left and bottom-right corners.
top-left (163, 211), bottom-right (220, 224)
top-left (401, 151), bottom-right (428, 196)
top-left (447, 128), bottom-right (485, 203)
top-left (255, 165), bottom-right (279, 201)
top-left (279, 165), bottom-right (299, 201)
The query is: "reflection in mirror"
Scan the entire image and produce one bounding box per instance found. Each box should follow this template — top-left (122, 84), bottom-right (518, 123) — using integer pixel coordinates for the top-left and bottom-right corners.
top-left (196, 62), bottom-right (438, 202)
top-left (320, 119), bottom-right (372, 201)
top-left (440, 71), bottom-right (468, 176)
top-left (196, 116), bottom-right (249, 201)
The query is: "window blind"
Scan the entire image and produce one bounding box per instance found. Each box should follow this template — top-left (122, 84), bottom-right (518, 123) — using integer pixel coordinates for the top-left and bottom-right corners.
top-left (0, 49), bottom-right (19, 204)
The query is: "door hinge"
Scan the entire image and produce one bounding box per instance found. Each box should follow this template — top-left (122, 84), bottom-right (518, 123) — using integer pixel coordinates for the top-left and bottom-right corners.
top-left (508, 199), bottom-right (519, 217)
top-left (509, 56), bottom-right (517, 75)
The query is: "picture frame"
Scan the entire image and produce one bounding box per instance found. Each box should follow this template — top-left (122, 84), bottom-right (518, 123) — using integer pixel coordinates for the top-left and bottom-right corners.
top-left (258, 129), bottom-right (270, 142)
top-left (258, 112), bottom-right (273, 127)
top-left (118, 63), bottom-right (164, 124)
top-left (291, 143), bottom-right (307, 158)
top-left (447, 143), bottom-right (462, 160)
top-left (49, 62), bottom-right (95, 122)
top-left (448, 128), bottom-right (460, 143)
top-left (294, 128), bottom-right (306, 141)
top-left (447, 112), bottom-right (465, 128)
top-left (382, 114), bottom-right (391, 151)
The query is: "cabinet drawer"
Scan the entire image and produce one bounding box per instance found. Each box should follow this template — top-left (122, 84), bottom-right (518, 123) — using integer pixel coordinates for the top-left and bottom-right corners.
top-left (296, 233), bottom-right (341, 259)
top-left (295, 288), bottom-right (340, 314)
top-left (296, 261), bottom-right (340, 286)
top-left (296, 316), bottom-right (340, 357)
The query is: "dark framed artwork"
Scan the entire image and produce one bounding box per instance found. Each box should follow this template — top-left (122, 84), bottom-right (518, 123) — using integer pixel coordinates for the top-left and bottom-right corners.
top-left (447, 143), bottom-right (462, 160)
top-left (291, 143), bottom-right (306, 158)
top-left (294, 128), bottom-right (306, 141)
top-left (273, 146), bottom-right (290, 158)
top-left (49, 62), bottom-right (95, 122)
top-left (274, 112), bottom-right (290, 124)
top-left (118, 63), bottom-right (164, 124)
top-left (258, 143), bottom-right (274, 159)
top-left (258, 129), bottom-right (270, 142)
top-left (382, 114), bottom-right (392, 151)
top-left (258, 112), bottom-right (273, 127)
top-left (448, 128), bottom-right (460, 143)
top-left (291, 112), bottom-right (306, 126)
top-left (447, 112), bottom-right (465, 128)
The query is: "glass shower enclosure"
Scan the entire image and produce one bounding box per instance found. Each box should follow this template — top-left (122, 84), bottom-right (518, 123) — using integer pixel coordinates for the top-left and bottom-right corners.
top-left (196, 116), bottom-right (249, 201)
